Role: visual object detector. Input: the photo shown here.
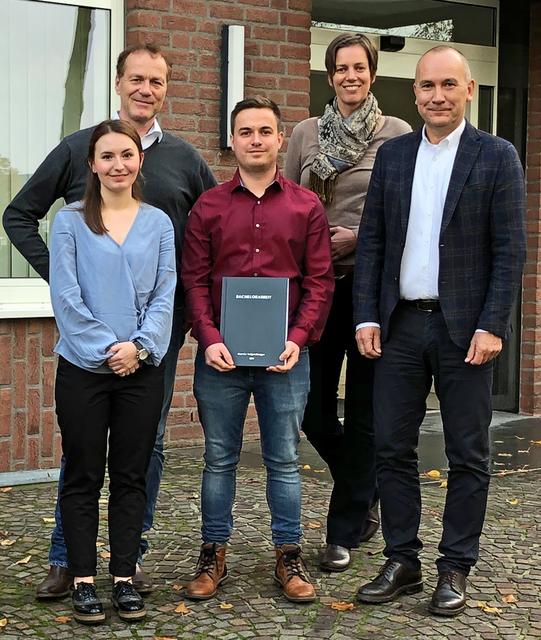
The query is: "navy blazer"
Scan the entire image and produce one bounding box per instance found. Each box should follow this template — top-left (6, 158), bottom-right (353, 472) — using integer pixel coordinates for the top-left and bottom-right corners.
top-left (352, 121), bottom-right (526, 350)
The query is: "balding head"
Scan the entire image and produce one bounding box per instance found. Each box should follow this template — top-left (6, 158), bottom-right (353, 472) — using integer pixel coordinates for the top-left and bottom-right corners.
top-left (415, 46), bottom-right (472, 83)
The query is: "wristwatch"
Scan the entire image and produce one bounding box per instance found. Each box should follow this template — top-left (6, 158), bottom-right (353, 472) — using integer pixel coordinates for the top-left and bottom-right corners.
top-left (132, 340), bottom-right (149, 362)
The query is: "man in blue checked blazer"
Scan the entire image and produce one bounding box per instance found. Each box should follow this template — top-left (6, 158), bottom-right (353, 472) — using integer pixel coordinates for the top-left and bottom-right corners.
top-left (353, 46), bottom-right (526, 617)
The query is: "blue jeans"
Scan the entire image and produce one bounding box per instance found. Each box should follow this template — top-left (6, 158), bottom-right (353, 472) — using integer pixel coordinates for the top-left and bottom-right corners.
top-left (193, 349), bottom-right (310, 546)
top-left (49, 313), bottom-right (185, 568)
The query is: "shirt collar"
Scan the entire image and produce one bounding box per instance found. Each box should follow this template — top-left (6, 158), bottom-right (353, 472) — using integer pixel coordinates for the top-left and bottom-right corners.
top-left (230, 168), bottom-right (285, 193)
top-left (111, 112), bottom-right (163, 150)
top-left (421, 118), bottom-right (466, 151)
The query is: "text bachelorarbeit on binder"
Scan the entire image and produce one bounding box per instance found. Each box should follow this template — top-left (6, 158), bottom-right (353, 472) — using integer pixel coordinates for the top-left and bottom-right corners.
top-left (220, 276), bottom-right (289, 367)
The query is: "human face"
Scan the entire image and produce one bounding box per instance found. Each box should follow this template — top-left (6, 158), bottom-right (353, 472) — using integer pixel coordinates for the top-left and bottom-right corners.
top-left (329, 45), bottom-right (375, 117)
top-left (115, 51), bottom-right (168, 128)
top-left (90, 132), bottom-right (143, 196)
top-left (414, 49), bottom-right (475, 142)
top-left (230, 108), bottom-right (284, 175)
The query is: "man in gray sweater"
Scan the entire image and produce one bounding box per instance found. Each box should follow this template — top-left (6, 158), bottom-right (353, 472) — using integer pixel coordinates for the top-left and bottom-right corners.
top-left (3, 43), bottom-right (216, 599)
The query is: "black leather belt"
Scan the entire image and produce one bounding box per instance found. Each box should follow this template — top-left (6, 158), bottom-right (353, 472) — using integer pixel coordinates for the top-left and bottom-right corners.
top-left (401, 299), bottom-right (441, 312)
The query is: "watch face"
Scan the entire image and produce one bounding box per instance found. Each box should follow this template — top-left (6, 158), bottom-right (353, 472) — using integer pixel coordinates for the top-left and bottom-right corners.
top-left (138, 348), bottom-right (149, 361)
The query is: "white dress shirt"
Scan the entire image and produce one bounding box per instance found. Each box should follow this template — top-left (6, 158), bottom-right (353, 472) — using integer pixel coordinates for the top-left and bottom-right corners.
top-left (111, 112), bottom-right (163, 150)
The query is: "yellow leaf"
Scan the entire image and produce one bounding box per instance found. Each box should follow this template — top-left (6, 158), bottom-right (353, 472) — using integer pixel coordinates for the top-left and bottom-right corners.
top-left (0, 618), bottom-right (7, 628)
top-left (54, 615), bottom-right (71, 623)
top-left (99, 551), bottom-right (111, 559)
top-left (476, 601), bottom-right (502, 614)
top-left (302, 464), bottom-right (311, 470)
top-left (174, 602), bottom-right (190, 615)
top-left (425, 470), bottom-right (441, 479)
top-left (0, 487), bottom-right (12, 493)
top-left (306, 521), bottom-right (322, 529)
top-left (330, 601), bottom-right (354, 611)
top-left (0, 539), bottom-right (15, 546)
top-left (171, 583), bottom-right (184, 591)
top-left (506, 498), bottom-right (519, 505)
top-left (218, 602), bottom-right (234, 609)
top-left (530, 440), bottom-right (541, 445)
top-left (497, 453), bottom-right (512, 457)
top-left (439, 480), bottom-right (448, 488)
top-left (96, 541), bottom-right (105, 547)
top-left (16, 555), bottom-right (31, 565)
top-left (42, 517), bottom-right (56, 524)
top-left (313, 469), bottom-right (327, 473)
top-left (502, 594), bottom-right (518, 604)
top-left (154, 637), bottom-right (177, 640)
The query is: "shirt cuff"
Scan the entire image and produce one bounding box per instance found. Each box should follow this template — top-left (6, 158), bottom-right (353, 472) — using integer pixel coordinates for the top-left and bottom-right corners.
top-left (356, 322), bottom-right (380, 331)
top-left (475, 329), bottom-right (488, 333)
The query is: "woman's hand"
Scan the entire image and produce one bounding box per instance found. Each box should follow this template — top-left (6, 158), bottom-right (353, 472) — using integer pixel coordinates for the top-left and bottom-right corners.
top-left (107, 342), bottom-right (140, 376)
top-left (330, 226), bottom-right (357, 261)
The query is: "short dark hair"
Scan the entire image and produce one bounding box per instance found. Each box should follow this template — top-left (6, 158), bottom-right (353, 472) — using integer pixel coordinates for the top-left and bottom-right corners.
top-left (230, 96), bottom-right (282, 133)
top-left (83, 120), bottom-right (144, 235)
top-left (116, 44), bottom-right (172, 82)
top-left (325, 33), bottom-right (378, 80)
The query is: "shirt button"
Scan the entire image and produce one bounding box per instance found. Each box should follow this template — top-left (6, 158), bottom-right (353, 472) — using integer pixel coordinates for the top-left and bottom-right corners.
top-left (257, 201), bottom-right (261, 205)
top-left (254, 273), bottom-right (258, 277)
top-left (255, 248), bottom-right (260, 253)
top-left (255, 223), bottom-right (260, 228)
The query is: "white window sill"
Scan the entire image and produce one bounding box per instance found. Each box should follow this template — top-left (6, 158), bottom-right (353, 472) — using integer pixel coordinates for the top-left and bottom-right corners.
top-left (0, 279), bottom-right (53, 319)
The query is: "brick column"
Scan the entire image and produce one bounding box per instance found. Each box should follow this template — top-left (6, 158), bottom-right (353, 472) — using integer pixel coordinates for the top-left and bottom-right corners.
top-left (520, 1), bottom-right (541, 413)
top-left (124, 0), bottom-right (313, 445)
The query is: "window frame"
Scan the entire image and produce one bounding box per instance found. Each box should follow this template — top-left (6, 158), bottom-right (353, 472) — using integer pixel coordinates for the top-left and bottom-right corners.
top-left (0, 0), bottom-right (124, 319)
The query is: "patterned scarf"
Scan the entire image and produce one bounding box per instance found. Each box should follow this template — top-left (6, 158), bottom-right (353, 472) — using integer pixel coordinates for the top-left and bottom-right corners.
top-left (309, 93), bottom-right (381, 204)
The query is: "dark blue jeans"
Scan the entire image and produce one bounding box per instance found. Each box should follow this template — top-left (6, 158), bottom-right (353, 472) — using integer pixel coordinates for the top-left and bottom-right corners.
top-left (193, 349), bottom-right (310, 546)
top-left (49, 313), bottom-right (185, 568)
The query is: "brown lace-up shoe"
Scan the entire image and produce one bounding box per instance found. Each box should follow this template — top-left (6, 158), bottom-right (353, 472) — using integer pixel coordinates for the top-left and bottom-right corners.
top-left (274, 544), bottom-right (316, 603)
top-left (185, 543), bottom-right (228, 600)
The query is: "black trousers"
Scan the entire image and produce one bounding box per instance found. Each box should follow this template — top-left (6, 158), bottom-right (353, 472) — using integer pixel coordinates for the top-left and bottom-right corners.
top-left (56, 357), bottom-right (164, 577)
top-left (302, 273), bottom-right (377, 548)
top-left (374, 304), bottom-right (493, 575)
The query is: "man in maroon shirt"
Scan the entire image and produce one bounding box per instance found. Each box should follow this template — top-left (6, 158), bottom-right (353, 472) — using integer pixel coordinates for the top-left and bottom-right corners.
top-left (181, 97), bottom-right (334, 603)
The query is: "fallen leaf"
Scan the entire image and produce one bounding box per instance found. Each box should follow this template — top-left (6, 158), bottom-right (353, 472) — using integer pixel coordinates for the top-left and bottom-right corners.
top-left (506, 498), bottom-right (519, 505)
top-left (493, 462), bottom-right (505, 466)
top-left (439, 480), bottom-right (448, 488)
top-left (16, 555), bottom-right (31, 564)
top-left (54, 615), bottom-right (71, 623)
top-left (0, 487), bottom-right (12, 493)
top-left (494, 440), bottom-right (504, 444)
top-left (502, 594), bottom-right (518, 604)
top-left (530, 440), bottom-right (541, 445)
top-left (171, 583), bottom-right (184, 591)
top-left (0, 618), bottom-right (7, 628)
top-left (218, 602), bottom-right (234, 609)
top-left (367, 548), bottom-right (384, 556)
top-left (476, 601), bottom-right (502, 614)
top-left (306, 521), bottom-right (322, 529)
top-left (514, 435), bottom-right (525, 440)
top-left (313, 469), bottom-right (327, 473)
top-left (96, 541), bottom-right (105, 547)
top-left (42, 517), bottom-right (56, 524)
top-left (425, 469), bottom-right (441, 479)
top-left (0, 539), bottom-right (16, 546)
top-left (518, 449), bottom-right (530, 454)
top-left (174, 602), bottom-right (190, 615)
top-left (302, 464), bottom-right (311, 470)
top-left (330, 601), bottom-right (354, 611)
top-left (153, 637), bottom-right (177, 640)
top-left (99, 551), bottom-right (111, 559)
top-left (497, 453), bottom-right (512, 457)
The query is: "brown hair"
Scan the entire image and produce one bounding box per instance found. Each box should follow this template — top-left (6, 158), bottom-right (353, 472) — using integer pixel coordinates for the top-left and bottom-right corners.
top-left (116, 43), bottom-right (172, 82)
top-left (325, 33), bottom-right (378, 80)
top-left (230, 96), bottom-right (282, 133)
top-left (82, 120), bottom-right (143, 234)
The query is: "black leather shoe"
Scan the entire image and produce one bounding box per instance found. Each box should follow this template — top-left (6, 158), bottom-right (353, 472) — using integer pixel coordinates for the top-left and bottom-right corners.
top-left (35, 566), bottom-right (73, 600)
top-left (111, 580), bottom-right (146, 621)
top-left (132, 563), bottom-right (153, 595)
top-left (359, 502), bottom-right (380, 543)
top-left (71, 582), bottom-right (105, 625)
top-left (320, 544), bottom-right (351, 572)
top-left (356, 560), bottom-right (423, 604)
top-left (428, 570), bottom-right (467, 616)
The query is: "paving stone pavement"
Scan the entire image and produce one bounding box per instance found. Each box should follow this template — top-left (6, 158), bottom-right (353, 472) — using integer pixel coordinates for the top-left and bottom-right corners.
top-left (0, 446), bottom-right (539, 639)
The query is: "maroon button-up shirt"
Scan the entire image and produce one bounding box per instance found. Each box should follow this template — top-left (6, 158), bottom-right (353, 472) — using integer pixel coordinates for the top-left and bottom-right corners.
top-left (181, 169), bottom-right (334, 351)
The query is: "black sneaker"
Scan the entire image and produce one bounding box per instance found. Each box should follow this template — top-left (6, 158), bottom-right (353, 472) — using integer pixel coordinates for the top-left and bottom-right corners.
top-left (71, 582), bottom-right (105, 625)
top-left (111, 580), bottom-right (146, 621)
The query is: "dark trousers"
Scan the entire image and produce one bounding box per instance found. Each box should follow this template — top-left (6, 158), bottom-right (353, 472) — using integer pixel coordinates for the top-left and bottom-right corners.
top-left (302, 273), bottom-right (377, 548)
top-left (374, 304), bottom-right (493, 575)
top-left (55, 357), bottom-right (164, 577)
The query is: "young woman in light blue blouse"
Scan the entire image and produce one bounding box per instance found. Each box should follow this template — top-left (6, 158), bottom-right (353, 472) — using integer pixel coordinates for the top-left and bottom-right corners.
top-left (49, 120), bottom-right (176, 625)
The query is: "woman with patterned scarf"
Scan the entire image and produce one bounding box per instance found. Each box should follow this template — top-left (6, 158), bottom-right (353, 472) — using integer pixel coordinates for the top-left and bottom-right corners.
top-left (285, 32), bottom-right (411, 572)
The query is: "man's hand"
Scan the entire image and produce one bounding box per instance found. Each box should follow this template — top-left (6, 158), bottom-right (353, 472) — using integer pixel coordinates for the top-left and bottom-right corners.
top-left (330, 226), bottom-right (357, 261)
top-left (267, 341), bottom-right (300, 373)
top-left (205, 343), bottom-right (236, 371)
top-left (107, 342), bottom-right (140, 376)
top-left (355, 327), bottom-right (382, 359)
top-left (465, 331), bottom-right (502, 365)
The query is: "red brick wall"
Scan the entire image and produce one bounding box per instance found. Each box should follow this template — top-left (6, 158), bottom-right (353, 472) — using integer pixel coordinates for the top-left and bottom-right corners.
top-left (520, 0), bottom-right (541, 414)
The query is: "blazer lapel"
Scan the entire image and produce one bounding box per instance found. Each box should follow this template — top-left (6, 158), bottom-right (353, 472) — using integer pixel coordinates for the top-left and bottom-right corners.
top-left (400, 129), bottom-right (422, 234)
top-left (440, 121), bottom-right (481, 235)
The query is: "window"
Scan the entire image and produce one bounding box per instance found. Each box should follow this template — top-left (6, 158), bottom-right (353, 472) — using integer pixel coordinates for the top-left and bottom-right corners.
top-left (0, 0), bottom-right (123, 318)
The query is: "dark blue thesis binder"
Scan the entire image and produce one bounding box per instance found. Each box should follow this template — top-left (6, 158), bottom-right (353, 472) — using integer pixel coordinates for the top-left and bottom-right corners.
top-left (220, 276), bottom-right (289, 366)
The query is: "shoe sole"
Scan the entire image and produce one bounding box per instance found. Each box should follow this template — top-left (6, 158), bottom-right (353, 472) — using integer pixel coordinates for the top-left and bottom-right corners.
top-left (357, 581), bottom-right (424, 604)
top-left (35, 589), bottom-right (71, 600)
top-left (112, 604), bottom-right (147, 621)
top-left (273, 576), bottom-right (317, 603)
top-left (185, 574), bottom-right (229, 601)
top-left (320, 562), bottom-right (350, 573)
top-left (427, 601), bottom-right (466, 617)
top-left (73, 611), bottom-right (106, 625)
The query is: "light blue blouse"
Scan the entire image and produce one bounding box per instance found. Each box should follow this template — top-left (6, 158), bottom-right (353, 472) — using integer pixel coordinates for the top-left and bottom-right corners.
top-left (50, 202), bottom-right (176, 373)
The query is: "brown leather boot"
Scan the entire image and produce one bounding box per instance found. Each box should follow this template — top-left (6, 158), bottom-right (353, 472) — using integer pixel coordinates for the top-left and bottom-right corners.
top-left (35, 566), bottom-right (73, 600)
top-left (185, 543), bottom-right (228, 600)
top-left (274, 544), bottom-right (316, 603)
